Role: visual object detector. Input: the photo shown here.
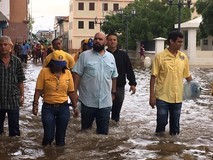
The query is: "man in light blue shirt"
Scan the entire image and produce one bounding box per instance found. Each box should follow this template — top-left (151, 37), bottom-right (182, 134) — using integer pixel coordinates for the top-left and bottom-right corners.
top-left (21, 40), bottom-right (30, 63)
top-left (73, 32), bottom-right (118, 135)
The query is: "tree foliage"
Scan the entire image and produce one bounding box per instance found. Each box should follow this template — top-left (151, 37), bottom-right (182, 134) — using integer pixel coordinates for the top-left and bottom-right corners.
top-left (101, 0), bottom-right (191, 49)
top-left (195, 0), bottom-right (213, 38)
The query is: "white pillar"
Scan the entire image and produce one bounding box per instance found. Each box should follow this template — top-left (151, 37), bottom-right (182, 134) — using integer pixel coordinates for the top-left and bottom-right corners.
top-left (154, 37), bottom-right (166, 54)
top-left (188, 29), bottom-right (197, 60)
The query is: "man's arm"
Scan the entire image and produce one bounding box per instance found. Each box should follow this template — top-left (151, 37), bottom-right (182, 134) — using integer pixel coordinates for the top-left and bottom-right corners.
top-left (17, 82), bottom-right (24, 106)
top-left (73, 72), bottom-right (81, 93)
top-left (111, 78), bottom-right (117, 93)
top-left (149, 75), bottom-right (156, 108)
top-left (111, 78), bottom-right (117, 100)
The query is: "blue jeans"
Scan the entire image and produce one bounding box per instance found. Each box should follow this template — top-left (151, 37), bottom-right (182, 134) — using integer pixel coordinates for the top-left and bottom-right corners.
top-left (111, 87), bottom-right (125, 122)
top-left (41, 103), bottom-right (70, 146)
top-left (156, 99), bottom-right (182, 135)
top-left (81, 103), bottom-right (111, 135)
top-left (0, 109), bottom-right (20, 136)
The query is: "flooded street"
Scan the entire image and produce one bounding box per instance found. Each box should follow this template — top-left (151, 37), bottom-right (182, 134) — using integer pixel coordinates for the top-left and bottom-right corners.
top-left (0, 61), bottom-right (212, 160)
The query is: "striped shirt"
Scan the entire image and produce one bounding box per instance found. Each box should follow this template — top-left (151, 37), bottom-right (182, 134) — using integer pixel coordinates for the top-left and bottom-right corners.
top-left (0, 55), bottom-right (25, 110)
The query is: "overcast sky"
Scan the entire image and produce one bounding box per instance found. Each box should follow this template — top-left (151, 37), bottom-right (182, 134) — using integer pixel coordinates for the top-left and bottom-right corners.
top-left (30, 0), bottom-right (69, 33)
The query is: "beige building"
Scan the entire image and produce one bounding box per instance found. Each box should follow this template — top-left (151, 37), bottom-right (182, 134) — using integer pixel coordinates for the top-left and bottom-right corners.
top-left (54, 16), bottom-right (69, 51)
top-left (68, 0), bottom-right (134, 53)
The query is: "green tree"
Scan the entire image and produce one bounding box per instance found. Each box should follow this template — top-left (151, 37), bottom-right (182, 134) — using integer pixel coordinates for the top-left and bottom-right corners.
top-left (102, 0), bottom-right (191, 49)
top-left (27, 14), bottom-right (35, 41)
top-left (195, 0), bottom-right (213, 38)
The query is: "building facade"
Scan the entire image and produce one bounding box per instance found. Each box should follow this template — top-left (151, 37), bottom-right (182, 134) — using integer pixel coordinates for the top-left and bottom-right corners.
top-left (2, 0), bottom-right (29, 43)
top-left (54, 16), bottom-right (69, 52)
top-left (68, 0), bottom-right (134, 53)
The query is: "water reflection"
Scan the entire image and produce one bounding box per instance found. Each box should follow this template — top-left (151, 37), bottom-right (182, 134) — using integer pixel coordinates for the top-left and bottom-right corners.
top-left (0, 62), bottom-right (212, 159)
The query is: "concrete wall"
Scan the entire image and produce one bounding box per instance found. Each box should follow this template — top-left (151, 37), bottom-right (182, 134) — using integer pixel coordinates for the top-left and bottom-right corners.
top-left (128, 48), bottom-right (213, 68)
top-left (186, 50), bottom-right (213, 67)
top-left (200, 36), bottom-right (213, 51)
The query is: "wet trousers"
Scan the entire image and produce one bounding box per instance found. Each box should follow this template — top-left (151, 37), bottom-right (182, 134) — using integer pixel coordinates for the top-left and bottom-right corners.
top-left (81, 103), bottom-right (111, 135)
top-left (0, 109), bottom-right (20, 136)
top-left (111, 87), bottom-right (125, 122)
top-left (41, 103), bottom-right (70, 146)
top-left (156, 99), bottom-right (182, 135)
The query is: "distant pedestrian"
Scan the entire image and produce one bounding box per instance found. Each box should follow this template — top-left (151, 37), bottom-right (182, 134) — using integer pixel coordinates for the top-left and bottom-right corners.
top-left (14, 42), bottom-right (22, 58)
top-left (21, 40), bottom-right (30, 63)
top-left (46, 43), bottom-right (54, 56)
top-left (32, 43), bottom-right (42, 63)
top-left (72, 32), bottom-right (118, 135)
top-left (106, 33), bottom-right (137, 124)
top-left (0, 36), bottom-right (25, 136)
top-left (140, 43), bottom-right (145, 59)
top-left (74, 38), bottom-right (93, 62)
top-left (32, 50), bottom-right (78, 146)
top-left (149, 31), bottom-right (192, 136)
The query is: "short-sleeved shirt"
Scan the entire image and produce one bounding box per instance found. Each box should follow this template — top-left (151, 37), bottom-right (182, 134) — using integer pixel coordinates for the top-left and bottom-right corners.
top-left (151, 48), bottom-right (190, 103)
top-left (21, 43), bottom-right (30, 55)
top-left (43, 50), bottom-right (75, 69)
top-left (72, 50), bottom-right (118, 108)
top-left (35, 68), bottom-right (74, 104)
top-left (0, 55), bottom-right (25, 110)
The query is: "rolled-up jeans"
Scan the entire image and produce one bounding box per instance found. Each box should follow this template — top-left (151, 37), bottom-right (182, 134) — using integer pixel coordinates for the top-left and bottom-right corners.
top-left (156, 99), bottom-right (182, 135)
top-left (41, 103), bottom-right (70, 146)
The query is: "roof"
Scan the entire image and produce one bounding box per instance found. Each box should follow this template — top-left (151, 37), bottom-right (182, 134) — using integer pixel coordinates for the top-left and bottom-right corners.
top-left (0, 11), bottom-right (8, 22)
top-left (55, 16), bottom-right (69, 23)
top-left (175, 16), bottom-right (202, 29)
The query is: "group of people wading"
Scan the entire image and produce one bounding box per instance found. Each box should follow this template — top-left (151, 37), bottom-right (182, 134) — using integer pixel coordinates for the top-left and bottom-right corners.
top-left (1, 31), bottom-right (201, 148)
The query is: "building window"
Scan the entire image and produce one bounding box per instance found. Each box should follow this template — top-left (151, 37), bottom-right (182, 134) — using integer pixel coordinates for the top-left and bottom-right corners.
top-left (103, 3), bottom-right (108, 11)
top-left (78, 21), bottom-right (84, 29)
top-left (89, 3), bottom-right (95, 10)
top-left (89, 21), bottom-right (95, 29)
top-left (78, 2), bottom-right (84, 10)
top-left (203, 39), bottom-right (208, 45)
top-left (113, 3), bottom-right (119, 11)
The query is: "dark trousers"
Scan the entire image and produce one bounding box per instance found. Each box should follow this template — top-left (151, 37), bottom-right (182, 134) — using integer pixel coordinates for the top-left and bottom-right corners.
top-left (156, 99), bottom-right (182, 135)
top-left (41, 103), bottom-right (70, 146)
top-left (81, 103), bottom-right (111, 135)
top-left (0, 109), bottom-right (20, 136)
top-left (20, 54), bottom-right (28, 63)
top-left (111, 87), bottom-right (125, 122)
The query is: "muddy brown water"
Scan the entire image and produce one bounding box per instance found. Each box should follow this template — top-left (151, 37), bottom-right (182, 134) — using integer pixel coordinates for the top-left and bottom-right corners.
top-left (0, 62), bottom-right (212, 160)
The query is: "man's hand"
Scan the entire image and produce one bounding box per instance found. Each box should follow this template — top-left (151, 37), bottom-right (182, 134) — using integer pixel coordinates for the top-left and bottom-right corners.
top-left (149, 96), bottom-right (156, 109)
top-left (72, 108), bottom-right (79, 118)
top-left (129, 85), bottom-right (136, 95)
top-left (20, 96), bottom-right (24, 107)
top-left (32, 101), bottom-right (39, 116)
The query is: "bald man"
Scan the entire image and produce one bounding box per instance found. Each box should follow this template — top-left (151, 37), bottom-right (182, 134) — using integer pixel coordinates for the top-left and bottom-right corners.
top-left (72, 32), bottom-right (118, 135)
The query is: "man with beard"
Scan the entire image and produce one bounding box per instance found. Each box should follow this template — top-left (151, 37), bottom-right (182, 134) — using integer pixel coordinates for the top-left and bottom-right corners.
top-left (72, 32), bottom-right (118, 135)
